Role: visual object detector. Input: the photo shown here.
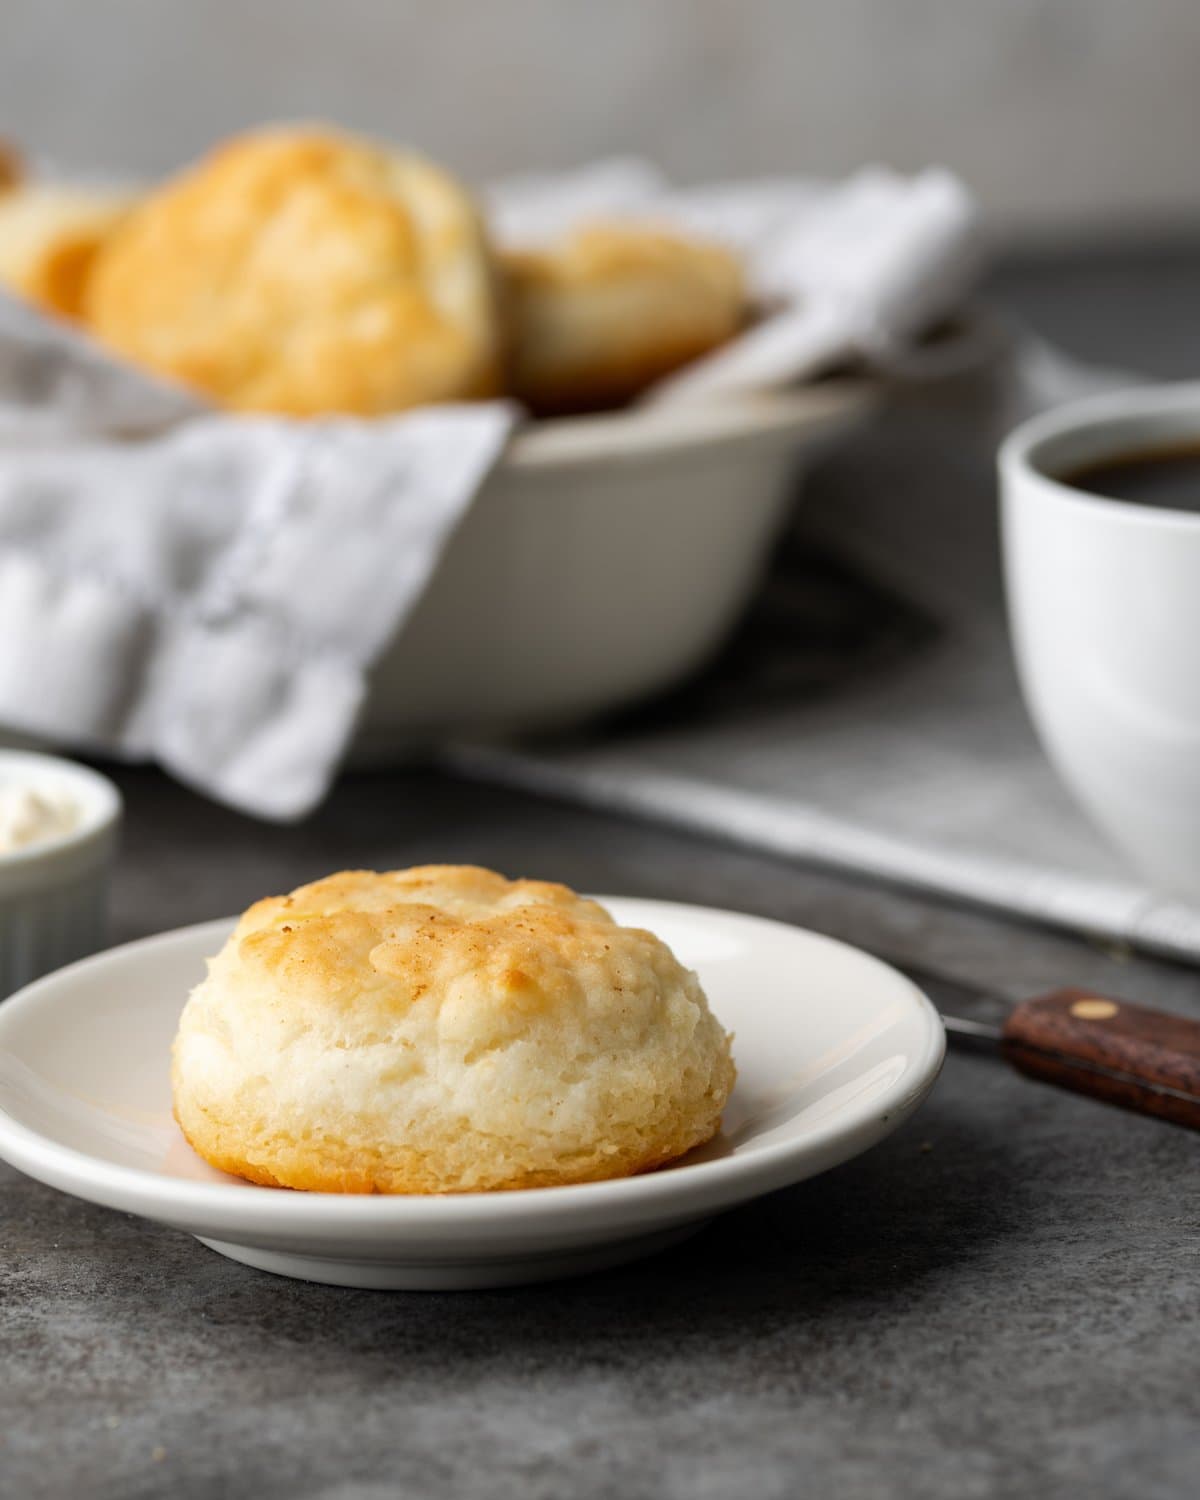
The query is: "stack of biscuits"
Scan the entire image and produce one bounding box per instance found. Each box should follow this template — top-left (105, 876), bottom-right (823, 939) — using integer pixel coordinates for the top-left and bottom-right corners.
top-left (0, 127), bottom-right (747, 419)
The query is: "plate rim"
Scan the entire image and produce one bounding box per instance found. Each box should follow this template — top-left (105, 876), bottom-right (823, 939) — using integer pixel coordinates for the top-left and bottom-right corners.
top-left (0, 899), bottom-right (945, 1232)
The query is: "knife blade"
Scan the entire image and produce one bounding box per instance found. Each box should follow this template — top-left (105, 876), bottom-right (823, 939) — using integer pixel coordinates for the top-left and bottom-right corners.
top-left (898, 960), bottom-right (1200, 1131)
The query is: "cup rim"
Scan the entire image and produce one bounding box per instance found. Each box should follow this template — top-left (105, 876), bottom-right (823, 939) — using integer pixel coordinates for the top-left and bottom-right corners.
top-left (999, 380), bottom-right (1200, 531)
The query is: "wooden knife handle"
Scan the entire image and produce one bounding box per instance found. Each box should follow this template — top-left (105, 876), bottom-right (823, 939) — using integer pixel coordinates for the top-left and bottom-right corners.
top-left (1002, 988), bottom-right (1200, 1129)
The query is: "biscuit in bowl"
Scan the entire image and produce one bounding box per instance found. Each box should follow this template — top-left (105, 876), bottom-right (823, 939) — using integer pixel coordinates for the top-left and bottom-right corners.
top-left (86, 127), bottom-right (504, 416)
top-left (171, 866), bottom-right (735, 1193)
top-left (502, 223), bottom-right (745, 414)
top-left (0, 141), bottom-right (22, 193)
top-left (0, 182), bottom-right (136, 320)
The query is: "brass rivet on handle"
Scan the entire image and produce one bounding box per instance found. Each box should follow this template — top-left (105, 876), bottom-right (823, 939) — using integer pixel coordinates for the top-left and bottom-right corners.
top-left (1070, 998), bottom-right (1119, 1020)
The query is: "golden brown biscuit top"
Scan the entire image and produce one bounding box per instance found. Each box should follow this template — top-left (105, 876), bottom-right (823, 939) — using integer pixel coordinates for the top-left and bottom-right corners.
top-left (226, 866), bottom-right (638, 1023)
top-left (86, 127), bottom-right (502, 415)
top-left (503, 223), bottom-right (743, 295)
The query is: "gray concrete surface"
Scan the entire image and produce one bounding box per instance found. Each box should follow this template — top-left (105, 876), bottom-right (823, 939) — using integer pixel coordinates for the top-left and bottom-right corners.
top-left (2, 256), bottom-right (1200, 1497)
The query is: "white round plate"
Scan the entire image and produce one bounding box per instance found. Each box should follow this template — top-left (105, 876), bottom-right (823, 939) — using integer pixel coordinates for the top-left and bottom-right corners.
top-left (0, 899), bottom-right (944, 1290)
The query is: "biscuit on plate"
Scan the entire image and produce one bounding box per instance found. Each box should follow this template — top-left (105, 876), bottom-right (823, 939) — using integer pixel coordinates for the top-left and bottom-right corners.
top-left (86, 126), bottom-right (504, 416)
top-left (502, 223), bottom-right (745, 414)
top-left (171, 865), bottom-right (735, 1193)
top-left (0, 181), bottom-right (136, 320)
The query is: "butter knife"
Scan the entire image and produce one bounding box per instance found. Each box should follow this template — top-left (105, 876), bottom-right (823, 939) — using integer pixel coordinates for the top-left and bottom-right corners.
top-left (904, 965), bottom-right (1200, 1130)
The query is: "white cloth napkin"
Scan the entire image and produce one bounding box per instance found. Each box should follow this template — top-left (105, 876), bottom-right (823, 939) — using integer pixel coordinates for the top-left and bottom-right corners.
top-left (0, 162), bottom-right (980, 818)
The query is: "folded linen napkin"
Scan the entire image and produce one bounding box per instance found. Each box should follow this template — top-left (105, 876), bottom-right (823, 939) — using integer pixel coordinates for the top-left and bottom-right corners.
top-left (0, 162), bottom-right (980, 817)
top-left (0, 404), bottom-right (516, 816)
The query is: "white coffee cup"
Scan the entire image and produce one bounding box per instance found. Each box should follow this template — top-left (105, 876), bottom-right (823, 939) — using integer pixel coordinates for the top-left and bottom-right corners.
top-left (1000, 383), bottom-right (1200, 902)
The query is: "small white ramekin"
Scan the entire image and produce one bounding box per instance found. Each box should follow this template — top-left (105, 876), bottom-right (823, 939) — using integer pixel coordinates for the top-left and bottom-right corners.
top-left (0, 752), bottom-right (122, 1000)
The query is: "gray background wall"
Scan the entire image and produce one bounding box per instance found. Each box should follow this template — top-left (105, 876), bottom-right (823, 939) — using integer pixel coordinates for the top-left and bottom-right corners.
top-left (4, 0), bottom-right (1199, 239)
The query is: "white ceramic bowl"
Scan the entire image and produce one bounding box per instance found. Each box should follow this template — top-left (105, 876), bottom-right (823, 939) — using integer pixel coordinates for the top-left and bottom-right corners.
top-left (0, 751), bottom-right (121, 998)
top-left (0, 897), bottom-right (943, 1289)
top-left (357, 383), bottom-right (873, 751)
top-left (1001, 384), bottom-right (1200, 901)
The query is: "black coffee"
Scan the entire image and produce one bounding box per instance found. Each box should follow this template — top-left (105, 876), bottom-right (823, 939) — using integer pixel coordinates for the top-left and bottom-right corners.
top-left (1061, 445), bottom-right (1200, 514)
